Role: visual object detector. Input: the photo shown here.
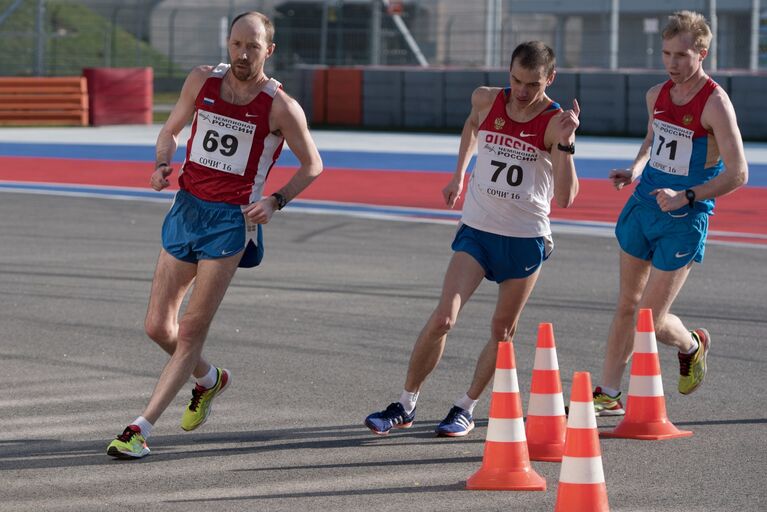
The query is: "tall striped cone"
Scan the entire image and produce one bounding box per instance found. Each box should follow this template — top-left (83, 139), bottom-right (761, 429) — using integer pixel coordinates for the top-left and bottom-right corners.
top-left (601, 308), bottom-right (693, 440)
top-left (555, 371), bottom-right (609, 512)
top-left (526, 323), bottom-right (566, 462)
top-left (466, 341), bottom-right (546, 491)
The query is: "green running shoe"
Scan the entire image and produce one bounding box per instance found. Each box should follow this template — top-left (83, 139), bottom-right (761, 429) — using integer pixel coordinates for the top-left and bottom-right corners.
top-left (181, 368), bottom-right (231, 431)
top-left (592, 386), bottom-right (625, 417)
top-left (106, 425), bottom-right (150, 459)
top-left (678, 329), bottom-right (711, 395)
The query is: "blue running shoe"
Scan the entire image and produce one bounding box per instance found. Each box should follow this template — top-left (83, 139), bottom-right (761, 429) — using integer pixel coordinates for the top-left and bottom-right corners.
top-left (364, 402), bottom-right (415, 435)
top-left (435, 406), bottom-right (475, 437)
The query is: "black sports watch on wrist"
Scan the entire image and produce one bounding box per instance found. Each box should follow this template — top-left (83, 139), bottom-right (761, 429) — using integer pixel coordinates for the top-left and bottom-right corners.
top-left (271, 192), bottom-right (287, 210)
top-left (557, 142), bottom-right (575, 154)
top-left (685, 189), bottom-right (696, 208)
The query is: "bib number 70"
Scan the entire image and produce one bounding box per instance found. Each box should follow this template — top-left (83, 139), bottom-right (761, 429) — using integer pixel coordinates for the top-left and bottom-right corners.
top-left (490, 160), bottom-right (524, 187)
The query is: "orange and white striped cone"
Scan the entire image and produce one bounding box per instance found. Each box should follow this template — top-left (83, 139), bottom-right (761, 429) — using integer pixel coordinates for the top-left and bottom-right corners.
top-left (555, 371), bottom-right (610, 512)
top-left (601, 308), bottom-right (692, 440)
top-left (466, 341), bottom-right (546, 491)
top-left (526, 323), bottom-right (566, 462)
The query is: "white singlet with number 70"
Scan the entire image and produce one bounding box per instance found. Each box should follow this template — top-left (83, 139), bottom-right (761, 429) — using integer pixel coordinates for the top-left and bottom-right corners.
top-left (473, 130), bottom-right (539, 202)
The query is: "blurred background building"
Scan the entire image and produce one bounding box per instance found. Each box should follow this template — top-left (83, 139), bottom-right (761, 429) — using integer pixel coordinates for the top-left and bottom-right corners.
top-left (1, 0), bottom-right (765, 87)
top-left (1, 0), bottom-right (765, 136)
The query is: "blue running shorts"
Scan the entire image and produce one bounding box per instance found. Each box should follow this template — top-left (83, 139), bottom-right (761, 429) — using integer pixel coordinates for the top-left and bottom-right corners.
top-left (451, 223), bottom-right (552, 283)
top-left (162, 189), bottom-right (263, 268)
top-left (615, 195), bottom-right (708, 271)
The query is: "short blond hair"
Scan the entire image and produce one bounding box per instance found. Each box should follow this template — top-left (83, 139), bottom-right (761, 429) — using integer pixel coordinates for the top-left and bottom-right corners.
top-left (662, 10), bottom-right (712, 51)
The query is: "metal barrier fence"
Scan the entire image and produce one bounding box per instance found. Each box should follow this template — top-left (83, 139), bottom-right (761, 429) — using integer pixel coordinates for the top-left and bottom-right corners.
top-left (1, 1), bottom-right (765, 90)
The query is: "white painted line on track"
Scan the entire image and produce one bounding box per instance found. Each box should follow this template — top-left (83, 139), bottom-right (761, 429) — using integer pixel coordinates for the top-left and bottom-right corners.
top-left (1, 181), bottom-right (763, 249)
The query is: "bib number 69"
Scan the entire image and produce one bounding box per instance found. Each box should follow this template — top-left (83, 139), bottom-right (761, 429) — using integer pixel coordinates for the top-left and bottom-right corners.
top-left (202, 129), bottom-right (238, 157)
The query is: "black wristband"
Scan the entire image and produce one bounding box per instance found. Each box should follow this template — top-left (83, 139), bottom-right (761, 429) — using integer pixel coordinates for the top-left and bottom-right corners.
top-left (685, 189), bottom-right (696, 208)
top-left (156, 162), bottom-right (169, 169)
top-left (557, 142), bottom-right (575, 154)
top-left (271, 192), bottom-right (287, 210)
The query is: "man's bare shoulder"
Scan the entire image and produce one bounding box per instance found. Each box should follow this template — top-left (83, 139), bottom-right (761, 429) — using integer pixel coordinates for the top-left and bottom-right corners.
top-left (708, 84), bottom-right (733, 106)
top-left (272, 88), bottom-right (303, 117)
top-left (180, 65), bottom-right (217, 93)
top-left (645, 82), bottom-right (665, 103)
top-left (702, 85), bottom-right (736, 125)
top-left (188, 65), bottom-right (216, 81)
top-left (471, 86), bottom-right (501, 108)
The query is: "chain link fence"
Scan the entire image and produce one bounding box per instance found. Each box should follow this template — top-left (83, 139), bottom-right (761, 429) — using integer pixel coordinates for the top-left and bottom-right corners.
top-left (1, 0), bottom-right (765, 92)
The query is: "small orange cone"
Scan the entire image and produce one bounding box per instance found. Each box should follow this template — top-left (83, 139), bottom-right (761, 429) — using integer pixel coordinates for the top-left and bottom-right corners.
top-left (526, 323), bottom-right (566, 462)
top-left (555, 371), bottom-right (610, 512)
top-left (466, 341), bottom-right (546, 491)
top-left (601, 308), bottom-right (693, 440)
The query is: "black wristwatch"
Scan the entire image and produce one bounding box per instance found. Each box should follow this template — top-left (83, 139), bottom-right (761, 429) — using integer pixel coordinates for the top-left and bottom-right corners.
top-left (271, 192), bottom-right (287, 210)
top-left (685, 189), bottom-right (696, 208)
top-left (557, 142), bottom-right (575, 154)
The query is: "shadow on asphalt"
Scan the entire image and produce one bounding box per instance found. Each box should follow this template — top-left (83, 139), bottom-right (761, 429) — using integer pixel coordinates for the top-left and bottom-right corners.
top-left (164, 482), bottom-right (469, 504)
top-left (0, 421), bottom-right (487, 471)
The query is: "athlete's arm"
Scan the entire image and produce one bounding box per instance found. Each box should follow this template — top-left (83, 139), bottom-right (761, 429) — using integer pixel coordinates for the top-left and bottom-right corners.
top-left (244, 91), bottom-right (323, 224)
top-left (546, 99), bottom-right (580, 208)
top-left (444, 87), bottom-right (496, 208)
top-left (692, 89), bottom-right (748, 199)
top-left (651, 88), bottom-right (748, 212)
top-left (610, 85), bottom-right (662, 191)
top-left (150, 66), bottom-right (209, 191)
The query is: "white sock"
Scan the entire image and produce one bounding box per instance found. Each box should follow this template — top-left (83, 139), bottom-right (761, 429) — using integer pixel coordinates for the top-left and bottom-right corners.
top-left (683, 337), bottom-right (699, 355)
top-left (195, 365), bottom-right (218, 389)
top-left (454, 393), bottom-right (478, 414)
top-left (132, 416), bottom-right (153, 438)
top-left (399, 390), bottom-right (419, 414)
top-left (599, 385), bottom-right (620, 398)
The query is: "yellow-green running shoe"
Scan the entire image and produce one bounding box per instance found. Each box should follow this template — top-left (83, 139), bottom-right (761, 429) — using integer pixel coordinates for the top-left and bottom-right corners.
top-left (592, 386), bottom-right (625, 417)
top-left (106, 425), bottom-right (150, 459)
top-left (181, 368), bottom-right (231, 431)
top-left (678, 328), bottom-right (711, 395)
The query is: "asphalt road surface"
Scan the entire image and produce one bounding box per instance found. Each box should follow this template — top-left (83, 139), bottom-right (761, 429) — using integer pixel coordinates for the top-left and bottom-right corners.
top-left (1, 193), bottom-right (765, 511)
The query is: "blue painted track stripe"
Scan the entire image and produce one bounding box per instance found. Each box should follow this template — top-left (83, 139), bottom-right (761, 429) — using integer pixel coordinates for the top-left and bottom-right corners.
top-left (2, 142), bottom-right (765, 184)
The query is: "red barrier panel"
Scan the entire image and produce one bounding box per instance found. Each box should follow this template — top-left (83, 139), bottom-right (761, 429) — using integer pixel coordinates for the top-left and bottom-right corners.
top-left (312, 69), bottom-right (327, 125)
top-left (325, 68), bottom-right (362, 125)
top-left (83, 67), bottom-right (153, 126)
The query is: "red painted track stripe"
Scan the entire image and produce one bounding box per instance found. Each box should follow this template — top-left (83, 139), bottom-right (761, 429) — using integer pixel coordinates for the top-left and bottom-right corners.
top-left (1, 155), bottom-right (765, 243)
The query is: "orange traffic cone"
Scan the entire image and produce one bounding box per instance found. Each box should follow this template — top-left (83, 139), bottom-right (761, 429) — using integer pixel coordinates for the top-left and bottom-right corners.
top-left (466, 341), bottom-right (546, 491)
top-left (526, 323), bottom-right (566, 462)
top-left (555, 371), bottom-right (609, 512)
top-left (601, 308), bottom-right (692, 440)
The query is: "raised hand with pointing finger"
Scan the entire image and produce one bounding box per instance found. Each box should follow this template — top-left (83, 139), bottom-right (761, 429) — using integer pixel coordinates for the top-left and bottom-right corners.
top-left (556, 99), bottom-right (580, 146)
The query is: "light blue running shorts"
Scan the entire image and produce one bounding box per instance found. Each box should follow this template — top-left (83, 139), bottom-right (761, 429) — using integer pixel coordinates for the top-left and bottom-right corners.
top-left (162, 189), bottom-right (263, 268)
top-left (615, 195), bottom-right (708, 271)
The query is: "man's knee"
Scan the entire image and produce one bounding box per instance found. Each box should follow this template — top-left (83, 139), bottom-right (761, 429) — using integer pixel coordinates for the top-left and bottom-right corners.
top-left (491, 317), bottom-right (517, 342)
top-left (145, 317), bottom-right (174, 345)
top-left (427, 310), bottom-right (456, 338)
top-left (616, 293), bottom-right (641, 317)
top-left (176, 316), bottom-right (210, 350)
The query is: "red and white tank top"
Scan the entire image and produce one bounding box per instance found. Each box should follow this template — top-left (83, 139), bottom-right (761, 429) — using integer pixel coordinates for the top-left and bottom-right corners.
top-left (179, 64), bottom-right (285, 205)
top-left (637, 78), bottom-right (723, 214)
top-left (462, 88), bottom-right (561, 237)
